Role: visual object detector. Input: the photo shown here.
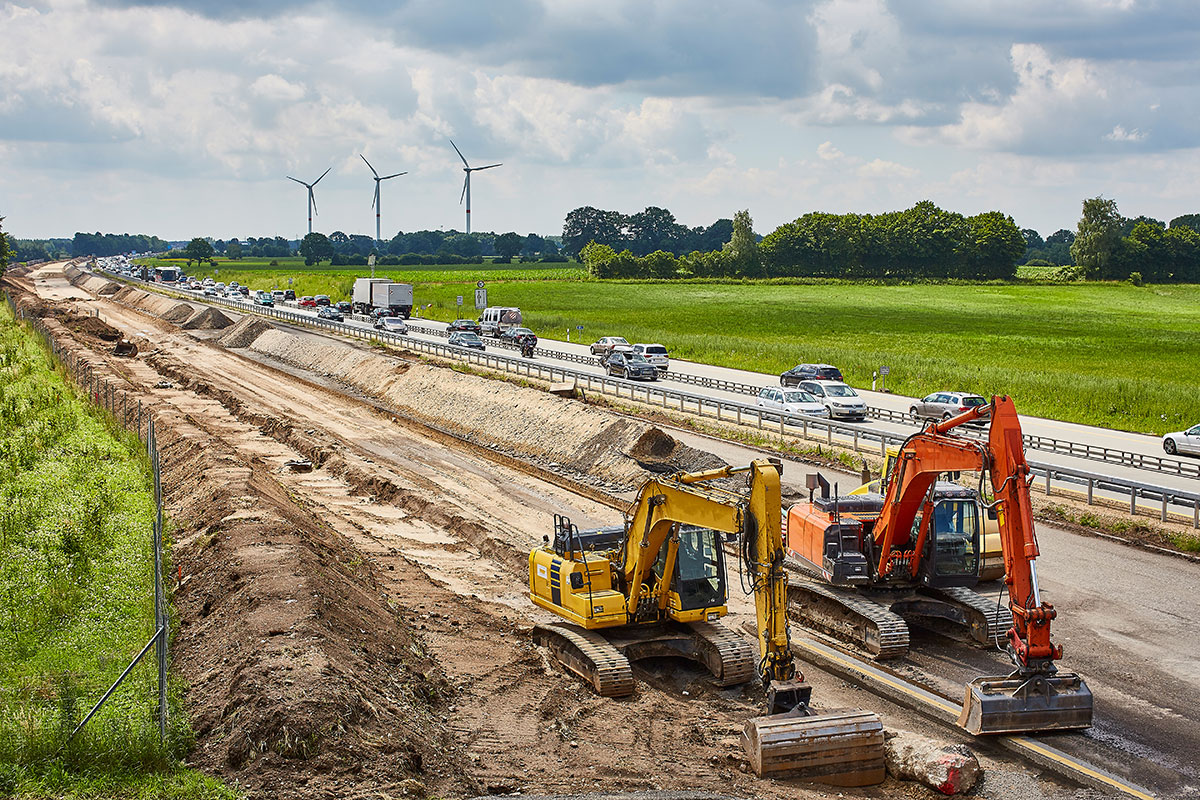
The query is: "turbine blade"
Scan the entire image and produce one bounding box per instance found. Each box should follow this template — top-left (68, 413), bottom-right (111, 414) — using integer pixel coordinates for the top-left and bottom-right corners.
top-left (312, 166), bottom-right (332, 186)
top-left (371, 185), bottom-right (377, 210)
top-left (287, 176), bottom-right (307, 186)
top-left (310, 189), bottom-right (318, 216)
top-left (381, 171), bottom-right (407, 180)
top-left (360, 154), bottom-right (378, 178)
top-left (475, 163), bottom-right (502, 171)
top-left (448, 138), bottom-right (470, 168)
top-left (459, 175), bottom-right (468, 204)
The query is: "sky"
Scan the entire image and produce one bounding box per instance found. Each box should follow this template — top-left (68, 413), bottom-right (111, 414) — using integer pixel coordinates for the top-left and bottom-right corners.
top-left (2, 0), bottom-right (1199, 241)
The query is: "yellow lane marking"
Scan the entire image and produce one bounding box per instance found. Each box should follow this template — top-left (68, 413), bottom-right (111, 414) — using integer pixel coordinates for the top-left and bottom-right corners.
top-left (1010, 738), bottom-right (1156, 800)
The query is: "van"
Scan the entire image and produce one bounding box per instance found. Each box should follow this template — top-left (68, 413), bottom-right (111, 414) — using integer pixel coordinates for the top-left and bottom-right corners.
top-left (479, 306), bottom-right (522, 338)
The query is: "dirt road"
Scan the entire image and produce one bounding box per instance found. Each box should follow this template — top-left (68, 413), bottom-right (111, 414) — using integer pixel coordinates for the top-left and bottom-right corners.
top-left (4, 262), bottom-right (1140, 799)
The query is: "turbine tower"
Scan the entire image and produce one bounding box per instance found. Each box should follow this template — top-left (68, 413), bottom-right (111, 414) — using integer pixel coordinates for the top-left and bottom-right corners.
top-left (286, 167), bottom-right (331, 235)
top-left (360, 155), bottom-right (407, 244)
top-left (449, 139), bottom-right (501, 235)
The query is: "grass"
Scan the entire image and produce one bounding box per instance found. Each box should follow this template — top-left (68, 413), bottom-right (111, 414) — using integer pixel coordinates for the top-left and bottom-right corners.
top-left (0, 300), bottom-right (236, 799)
top-left (132, 259), bottom-right (1200, 434)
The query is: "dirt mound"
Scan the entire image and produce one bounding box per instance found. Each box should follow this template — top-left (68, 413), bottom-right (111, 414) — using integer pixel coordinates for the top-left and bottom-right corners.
top-left (181, 306), bottom-right (233, 330)
top-left (96, 281), bottom-right (122, 296)
top-left (218, 316), bottom-right (275, 348)
top-left (64, 314), bottom-right (122, 341)
top-left (162, 302), bottom-right (197, 324)
top-left (247, 329), bottom-right (722, 488)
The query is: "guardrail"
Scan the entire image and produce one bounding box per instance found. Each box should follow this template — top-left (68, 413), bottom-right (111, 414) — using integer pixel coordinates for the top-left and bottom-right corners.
top-left (103, 270), bottom-right (1200, 511)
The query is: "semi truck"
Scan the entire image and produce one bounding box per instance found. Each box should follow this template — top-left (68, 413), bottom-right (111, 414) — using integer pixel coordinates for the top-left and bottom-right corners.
top-left (352, 278), bottom-right (414, 318)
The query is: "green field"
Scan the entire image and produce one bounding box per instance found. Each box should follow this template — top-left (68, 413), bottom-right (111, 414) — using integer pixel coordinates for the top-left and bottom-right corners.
top-left (136, 260), bottom-right (1198, 434)
top-left (0, 301), bottom-right (234, 799)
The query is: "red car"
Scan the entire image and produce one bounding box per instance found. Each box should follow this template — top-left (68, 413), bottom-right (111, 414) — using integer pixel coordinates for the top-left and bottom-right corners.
top-left (298, 296), bottom-right (317, 308)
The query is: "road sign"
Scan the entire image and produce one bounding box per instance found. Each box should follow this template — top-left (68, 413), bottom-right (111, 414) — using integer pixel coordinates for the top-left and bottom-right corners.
top-left (368, 254), bottom-right (376, 267)
top-left (456, 295), bottom-right (463, 306)
top-left (474, 288), bottom-right (487, 310)
top-left (879, 365), bottom-right (890, 375)
top-left (287, 277), bottom-right (293, 287)
top-left (477, 280), bottom-right (485, 288)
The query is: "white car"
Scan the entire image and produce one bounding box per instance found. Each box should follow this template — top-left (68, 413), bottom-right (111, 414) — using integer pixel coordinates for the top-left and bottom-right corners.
top-left (374, 316), bottom-right (408, 335)
top-left (799, 380), bottom-right (868, 421)
top-left (1163, 424), bottom-right (1200, 456)
top-left (631, 343), bottom-right (669, 371)
top-left (756, 387), bottom-right (830, 418)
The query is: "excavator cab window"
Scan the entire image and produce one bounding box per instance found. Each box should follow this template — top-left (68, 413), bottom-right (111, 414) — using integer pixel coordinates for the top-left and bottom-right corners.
top-left (926, 499), bottom-right (980, 581)
top-left (656, 526), bottom-right (726, 611)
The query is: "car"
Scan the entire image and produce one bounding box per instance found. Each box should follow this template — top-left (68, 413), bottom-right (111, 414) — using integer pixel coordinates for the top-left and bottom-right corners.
top-left (756, 387), bottom-right (830, 418)
top-left (271, 290), bottom-right (286, 303)
top-left (1163, 424), bottom-right (1200, 456)
top-left (590, 336), bottom-right (633, 358)
top-left (335, 301), bottom-right (353, 314)
top-left (780, 363), bottom-right (843, 387)
top-left (188, 280), bottom-right (202, 290)
top-left (370, 307), bottom-right (392, 322)
top-left (448, 318), bottom-right (482, 334)
top-left (374, 316), bottom-right (408, 335)
top-left (225, 291), bottom-right (243, 301)
top-left (448, 331), bottom-right (485, 350)
top-left (606, 351), bottom-right (659, 381)
top-left (284, 289), bottom-right (296, 301)
top-left (202, 277), bottom-right (214, 286)
top-left (255, 291), bottom-right (274, 307)
top-left (799, 380), bottom-right (867, 421)
top-left (317, 306), bottom-right (344, 321)
top-left (630, 343), bottom-right (669, 371)
top-left (214, 282), bottom-right (226, 291)
top-left (298, 296), bottom-right (317, 308)
top-left (203, 287), bottom-right (219, 297)
top-left (910, 392), bottom-right (988, 423)
top-left (238, 285), bottom-right (250, 296)
top-left (314, 295), bottom-right (331, 306)
top-left (501, 327), bottom-right (538, 345)
top-left (229, 281), bottom-right (239, 288)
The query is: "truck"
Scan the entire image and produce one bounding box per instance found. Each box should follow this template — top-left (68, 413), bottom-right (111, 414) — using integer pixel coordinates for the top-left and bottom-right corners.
top-left (352, 278), bottom-right (413, 318)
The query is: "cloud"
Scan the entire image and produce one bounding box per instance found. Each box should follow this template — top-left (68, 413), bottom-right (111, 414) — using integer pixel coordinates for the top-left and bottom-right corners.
top-left (1104, 125), bottom-right (1146, 143)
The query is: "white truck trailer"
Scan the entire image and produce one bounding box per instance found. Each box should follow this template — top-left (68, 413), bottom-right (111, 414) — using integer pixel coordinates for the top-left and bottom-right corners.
top-left (352, 278), bottom-right (414, 318)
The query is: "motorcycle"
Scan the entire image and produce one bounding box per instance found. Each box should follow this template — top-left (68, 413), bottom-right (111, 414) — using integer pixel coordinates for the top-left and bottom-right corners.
top-left (520, 339), bottom-right (536, 358)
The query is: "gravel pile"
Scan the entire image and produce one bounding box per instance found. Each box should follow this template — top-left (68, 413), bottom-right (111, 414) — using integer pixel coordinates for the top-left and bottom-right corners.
top-left (162, 302), bottom-right (197, 324)
top-left (218, 317), bottom-right (275, 348)
top-left (181, 307), bottom-right (233, 330)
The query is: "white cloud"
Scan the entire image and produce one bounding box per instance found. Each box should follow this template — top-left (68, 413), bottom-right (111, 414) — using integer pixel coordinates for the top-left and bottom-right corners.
top-left (250, 74), bottom-right (307, 102)
top-left (1104, 125), bottom-right (1146, 142)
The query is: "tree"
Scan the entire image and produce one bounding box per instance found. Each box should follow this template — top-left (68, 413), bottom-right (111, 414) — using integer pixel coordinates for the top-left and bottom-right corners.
top-left (184, 237), bottom-right (214, 264)
top-left (562, 206), bottom-right (627, 257)
top-left (1070, 197), bottom-right (1123, 279)
top-left (1169, 214), bottom-right (1200, 234)
top-left (521, 233), bottom-right (546, 258)
top-left (724, 209), bottom-right (760, 277)
top-left (628, 206), bottom-right (682, 256)
top-left (226, 240), bottom-right (242, 260)
top-left (0, 215), bottom-right (11, 274)
top-left (968, 212), bottom-right (1025, 279)
top-left (698, 219), bottom-right (733, 252)
top-left (299, 232), bottom-right (334, 265)
top-left (495, 232), bottom-right (523, 260)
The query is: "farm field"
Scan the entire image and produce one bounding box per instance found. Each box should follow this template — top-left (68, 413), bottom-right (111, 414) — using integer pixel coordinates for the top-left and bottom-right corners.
top-left (140, 260), bottom-right (1198, 434)
top-left (0, 301), bottom-right (232, 799)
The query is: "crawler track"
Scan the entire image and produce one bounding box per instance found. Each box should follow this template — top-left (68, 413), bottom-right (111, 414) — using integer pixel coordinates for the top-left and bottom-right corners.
top-left (786, 579), bottom-right (910, 660)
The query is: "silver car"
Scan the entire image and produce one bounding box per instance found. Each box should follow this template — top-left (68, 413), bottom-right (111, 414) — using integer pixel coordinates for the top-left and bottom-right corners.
top-left (799, 380), bottom-right (867, 421)
top-left (756, 387), bottom-right (829, 418)
top-left (911, 392), bottom-right (988, 423)
top-left (631, 343), bottom-right (669, 371)
top-left (1163, 424), bottom-right (1200, 456)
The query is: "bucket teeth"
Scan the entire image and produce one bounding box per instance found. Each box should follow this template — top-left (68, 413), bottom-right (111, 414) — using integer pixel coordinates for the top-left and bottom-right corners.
top-left (959, 671), bottom-right (1094, 735)
top-left (742, 709), bottom-right (886, 786)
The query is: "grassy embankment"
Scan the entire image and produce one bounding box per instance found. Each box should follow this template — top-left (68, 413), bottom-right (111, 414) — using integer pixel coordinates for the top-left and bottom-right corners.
top-left (135, 259), bottom-right (1199, 435)
top-left (0, 301), bottom-right (234, 799)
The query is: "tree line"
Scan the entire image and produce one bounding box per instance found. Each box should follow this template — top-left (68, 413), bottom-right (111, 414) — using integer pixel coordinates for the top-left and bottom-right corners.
top-left (578, 202), bottom-right (1026, 280)
top-left (1070, 200), bottom-right (1200, 282)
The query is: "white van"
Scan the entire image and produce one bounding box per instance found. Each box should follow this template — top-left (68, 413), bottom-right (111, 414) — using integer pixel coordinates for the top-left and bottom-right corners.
top-left (479, 306), bottom-right (522, 338)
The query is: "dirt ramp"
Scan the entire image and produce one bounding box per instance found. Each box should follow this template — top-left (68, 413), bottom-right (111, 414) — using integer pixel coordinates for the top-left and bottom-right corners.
top-left (245, 329), bottom-right (723, 488)
top-left (218, 316), bottom-right (275, 348)
top-left (182, 306), bottom-right (233, 330)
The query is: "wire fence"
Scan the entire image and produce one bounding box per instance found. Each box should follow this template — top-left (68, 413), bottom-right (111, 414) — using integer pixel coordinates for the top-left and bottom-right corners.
top-left (1, 289), bottom-right (172, 771)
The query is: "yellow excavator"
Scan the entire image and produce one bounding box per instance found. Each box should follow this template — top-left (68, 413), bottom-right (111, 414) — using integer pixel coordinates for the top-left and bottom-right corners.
top-left (528, 460), bottom-right (885, 785)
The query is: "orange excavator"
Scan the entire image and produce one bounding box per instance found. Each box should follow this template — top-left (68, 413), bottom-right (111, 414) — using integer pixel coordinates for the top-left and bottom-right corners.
top-left (786, 396), bottom-right (1093, 734)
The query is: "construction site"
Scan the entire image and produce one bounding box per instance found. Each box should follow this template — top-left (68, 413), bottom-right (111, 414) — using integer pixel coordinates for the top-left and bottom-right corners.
top-left (3, 260), bottom-right (1198, 800)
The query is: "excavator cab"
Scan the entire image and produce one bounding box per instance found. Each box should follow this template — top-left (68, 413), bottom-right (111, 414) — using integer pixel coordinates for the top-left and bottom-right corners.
top-left (653, 526), bottom-right (727, 612)
top-left (916, 491), bottom-right (982, 588)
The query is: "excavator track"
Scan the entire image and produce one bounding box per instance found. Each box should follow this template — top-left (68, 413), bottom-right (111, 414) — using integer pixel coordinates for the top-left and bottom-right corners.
top-left (926, 585), bottom-right (1013, 648)
top-left (532, 622), bottom-right (634, 697)
top-left (787, 578), bottom-right (910, 660)
top-left (684, 621), bottom-right (757, 687)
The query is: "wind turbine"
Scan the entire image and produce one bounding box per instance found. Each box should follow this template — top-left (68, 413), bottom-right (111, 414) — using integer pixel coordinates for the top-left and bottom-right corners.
top-left (360, 154), bottom-right (408, 244)
top-left (449, 139), bottom-right (501, 235)
top-left (286, 167), bottom-right (331, 235)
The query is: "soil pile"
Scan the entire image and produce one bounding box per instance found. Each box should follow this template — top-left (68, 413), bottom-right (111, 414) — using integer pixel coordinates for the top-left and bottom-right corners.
top-left (218, 316), bottom-right (275, 348)
top-left (64, 314), bottom-right (122, 342)
top-left (96, 281), bottom-right (122, 295)
top-left (162, 302), bottom-right (197, 324)
top-left (246, 328), bottom-right (722, 488)
top-left (181, 306), bottom-right (233, 330)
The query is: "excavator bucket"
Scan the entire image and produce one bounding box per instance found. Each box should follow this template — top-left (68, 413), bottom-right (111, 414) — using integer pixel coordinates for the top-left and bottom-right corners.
top-left (959, 671), bottom-right (1093, 735)
top-left (113, 338), bottom-right (138, 357)
top-left (743, 683), bottom-right (885, 786)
